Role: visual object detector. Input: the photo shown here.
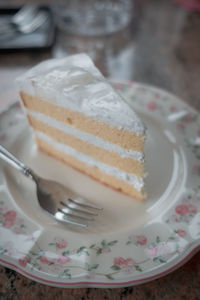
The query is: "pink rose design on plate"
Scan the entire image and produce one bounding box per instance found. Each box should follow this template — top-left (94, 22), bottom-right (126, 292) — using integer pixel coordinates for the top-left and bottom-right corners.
top-left (176, 229), bottom-right (187, 238)
top-left (113, 257), bottom-right (136, 274)
top-left (101, 247), bottom-right (111, 254)
top-left (127, 234), bottom-right (147, 246)
top-left (175, 204), bottom-right (197, 216)
top-left (40, 255), bottom-right (51, 265)
top-left (2, 210), bottom-right (17, 228)
top-left (56, 255), bottom-right (71, 264)
top-left (136, 235), bottom-right (147, 246)
top-left (54, 237), bottom-right (67, 249)
top-left (114, 257), bottom-right (125, 266)
top-left (147, 101), bottom-right (157, 111)
top-left (175, 204), bottom-right (189, 216)
top-left (146, 245), bottom-right (159, 259)
top-left (146, 243), bottom-right (170, 259)
top-left (18, 257), bottom-right (28, 268)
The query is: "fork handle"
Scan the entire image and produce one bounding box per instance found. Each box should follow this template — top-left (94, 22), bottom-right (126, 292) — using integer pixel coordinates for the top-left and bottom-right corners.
top-left (0, 145), bottom-right (33, 179)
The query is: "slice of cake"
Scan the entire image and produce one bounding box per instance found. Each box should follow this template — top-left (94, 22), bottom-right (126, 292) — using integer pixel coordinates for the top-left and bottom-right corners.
top-left (17, 54), bottom-right (146, 200)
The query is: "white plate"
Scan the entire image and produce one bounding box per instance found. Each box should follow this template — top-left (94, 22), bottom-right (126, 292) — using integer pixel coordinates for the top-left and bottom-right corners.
top-left (0, 82), bottom-right (200, 288)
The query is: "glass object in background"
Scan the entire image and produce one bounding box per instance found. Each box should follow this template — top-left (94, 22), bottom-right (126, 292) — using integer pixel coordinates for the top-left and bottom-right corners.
top-left (53, 0), bottom-right (133, 36)
top-left (53, 25), bottom-right (136, 80)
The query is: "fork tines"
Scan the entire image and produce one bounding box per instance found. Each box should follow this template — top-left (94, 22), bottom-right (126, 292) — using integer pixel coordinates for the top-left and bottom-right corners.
top-left (56, 198), bottom-right (103, 227)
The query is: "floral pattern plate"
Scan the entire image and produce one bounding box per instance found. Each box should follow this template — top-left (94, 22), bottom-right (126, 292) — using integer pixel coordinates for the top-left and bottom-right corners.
top-left (0, 82), bottom-right (200, 288)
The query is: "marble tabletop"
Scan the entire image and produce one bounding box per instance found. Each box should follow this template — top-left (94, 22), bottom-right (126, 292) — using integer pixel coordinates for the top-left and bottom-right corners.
top-left (0, 0), bottom-right (200, 299)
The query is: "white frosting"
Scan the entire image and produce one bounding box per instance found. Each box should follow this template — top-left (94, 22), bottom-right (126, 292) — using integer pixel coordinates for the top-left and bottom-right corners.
top-left (17, 53), bottom-right (145, 135)
top-left (36, 131), bottom-right (144, 192)
top-left (29, 110), bottom-right (144, 162)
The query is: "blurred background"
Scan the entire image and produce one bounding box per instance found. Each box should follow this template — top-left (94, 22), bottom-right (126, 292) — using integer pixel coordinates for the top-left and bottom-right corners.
top-left (0, 0), bottom-right (200, 111)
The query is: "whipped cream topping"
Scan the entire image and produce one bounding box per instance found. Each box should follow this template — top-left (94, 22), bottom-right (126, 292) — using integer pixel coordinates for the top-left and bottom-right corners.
top-left (36, 131), bottom-right (144, 192)
top-left (17, 54), bottom-right (145, 135)
top-left (29, 110), bottom-right (144, 162)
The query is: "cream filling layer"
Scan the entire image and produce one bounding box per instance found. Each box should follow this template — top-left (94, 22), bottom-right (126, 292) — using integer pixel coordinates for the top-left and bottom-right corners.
top-left (16, 54), bottom-right (146, 135)
top-left (35, 131), bottom-right (144, 192)
top-left (28, 111), bottom-right (144, 162)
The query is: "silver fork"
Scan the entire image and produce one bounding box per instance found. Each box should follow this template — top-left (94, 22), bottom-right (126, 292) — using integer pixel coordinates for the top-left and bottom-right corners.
top-left (0, 4), bottom-right (48, 38)
top-left (17, 11), bottom-right (49, 34)
top-left (0, 145), bottom-right (102, 228)
top-left (11, 4), bottom-right (38, 26)
top-left (0, 4), bottom-right (38, 30)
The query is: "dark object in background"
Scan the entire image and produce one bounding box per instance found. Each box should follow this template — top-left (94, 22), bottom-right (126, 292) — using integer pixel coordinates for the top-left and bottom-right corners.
top-left (0, 6), bottom-right (55, 52)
